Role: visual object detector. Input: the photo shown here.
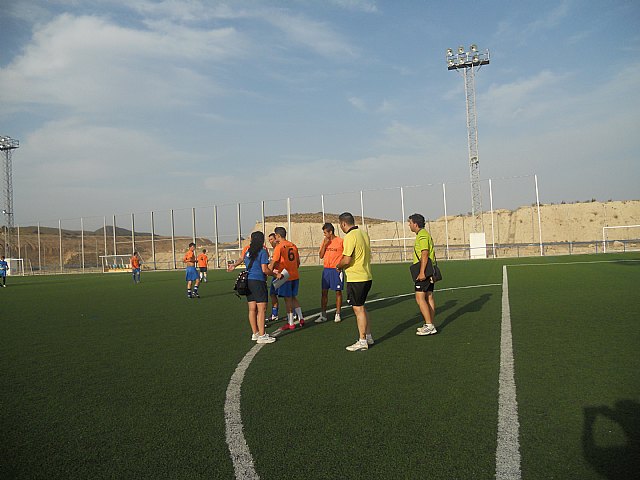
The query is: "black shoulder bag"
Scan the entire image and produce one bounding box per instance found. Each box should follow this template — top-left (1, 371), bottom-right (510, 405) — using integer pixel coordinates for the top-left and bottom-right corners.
top-left (234, 255), bottom-right (256, 297)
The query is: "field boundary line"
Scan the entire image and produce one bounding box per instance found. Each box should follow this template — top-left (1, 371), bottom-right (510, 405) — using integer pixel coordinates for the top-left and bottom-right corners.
top-left (496, 265), bottom-right (522, 479)
top-left (224, 282), bottom-right (501, 479)
top-left (507, 258), bottom-right (640, 268)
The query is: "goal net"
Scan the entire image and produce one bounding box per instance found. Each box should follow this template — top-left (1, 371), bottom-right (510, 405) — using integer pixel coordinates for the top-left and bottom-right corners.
top-left (4, 258), bottom-right (25, 276)
top-left (100, 254), bottom-right (140, 273)
top-left (602, 225), bottom-right (640, 253)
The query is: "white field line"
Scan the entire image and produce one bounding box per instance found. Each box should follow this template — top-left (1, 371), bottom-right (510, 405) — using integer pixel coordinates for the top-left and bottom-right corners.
top-left (507, 258), bottom-right (640, 268)
top-left (496, 265), bottom-right (522, 479)
top-left (224, 282), bottom-right (502, 479)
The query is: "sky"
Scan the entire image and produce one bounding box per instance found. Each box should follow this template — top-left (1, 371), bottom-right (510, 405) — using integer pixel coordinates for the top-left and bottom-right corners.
top-left (1, 0), bottom-right (639, 230)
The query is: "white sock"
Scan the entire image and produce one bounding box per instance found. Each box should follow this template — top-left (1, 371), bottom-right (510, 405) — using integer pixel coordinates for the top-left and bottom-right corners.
top-left (288, 313), bottom-right (294, 325)
top-left (294, 307), bottom-right (303, 320)
top-left (366, 333), bottom-right (373, 341)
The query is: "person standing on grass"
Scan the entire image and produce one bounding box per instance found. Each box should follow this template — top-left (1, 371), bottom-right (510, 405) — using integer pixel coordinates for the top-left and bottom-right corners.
top-left (269, 226), bottom-right (305, 331)
top-left (336, 212), bottom-right (374, 351)
top-left (0, 256), bottom-right (8, 287)
top-left (408, 213), bottom-right (437, 336)
top-left (267, 233), bottom-right (281, 323)
top-left (316, 222), bottom-right (344, 323)
top-left (183, 242), bottom-right (200, 298)
top-left (130, 251), bottom-right (141, 284)
top-left (197, 248), bottom-right (209, 283)
top-left (227, 231), bottom-right (276, 344)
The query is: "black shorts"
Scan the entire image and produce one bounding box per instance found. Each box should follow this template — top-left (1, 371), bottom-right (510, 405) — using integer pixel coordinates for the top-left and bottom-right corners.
top-left (247, 280), bottom-right (268, 303)
top-left (199, 267), bottom-right (208, 272)
top-left (414, 280), bottom-right (434, 293)
top-left (346, 280), bottom-right (372, 307)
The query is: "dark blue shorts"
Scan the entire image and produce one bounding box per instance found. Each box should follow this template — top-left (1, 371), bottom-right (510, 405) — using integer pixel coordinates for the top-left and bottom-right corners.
top-left (185, 266), bottom-right (199, 281)
top-left (277, 279), bottom-right (299, 298)
top-left (321, 268), bottom-right (344, 291)
top-left (247, 280), bottom-right (268, 303)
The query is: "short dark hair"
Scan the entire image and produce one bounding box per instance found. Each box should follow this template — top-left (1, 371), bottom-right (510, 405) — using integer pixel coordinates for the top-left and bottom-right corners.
top-left (268, 232), bottom-right (276, 239)
top-left (408, 213), bottom-right (425, 229)
top-left (338, 212), bottom-right (355, 226)
top-left (322, 222), bottom-right (334, 234)
top-left (274, 226), bottom-right (287, 238)
top-left (202, 248), bottom-right (207, 253)
top-left (188, 242), bottom-right (196, 248)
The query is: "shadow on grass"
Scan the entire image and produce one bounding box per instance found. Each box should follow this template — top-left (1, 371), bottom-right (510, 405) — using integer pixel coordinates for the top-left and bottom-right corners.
top-left (438, 293), bottom-right (492, 332)
top-left (375, 299), bottom-right (458, 346)
top-left (583, 400), bottom-right (640, 479)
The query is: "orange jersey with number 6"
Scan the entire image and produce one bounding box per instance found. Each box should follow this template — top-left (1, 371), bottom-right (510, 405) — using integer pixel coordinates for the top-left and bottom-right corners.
top-left (272, 239), bottom-right (300, 281)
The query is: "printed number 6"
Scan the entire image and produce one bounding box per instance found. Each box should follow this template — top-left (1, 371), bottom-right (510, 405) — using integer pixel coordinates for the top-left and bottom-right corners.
top-left (288, 248), bottom-right (295, 261)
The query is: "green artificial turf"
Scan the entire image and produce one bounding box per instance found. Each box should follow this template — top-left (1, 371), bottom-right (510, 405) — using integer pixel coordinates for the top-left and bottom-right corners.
top-left (1, 253), bottom-right (638, 479)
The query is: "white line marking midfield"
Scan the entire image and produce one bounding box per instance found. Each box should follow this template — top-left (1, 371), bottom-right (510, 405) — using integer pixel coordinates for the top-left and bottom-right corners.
top-left (224, 282), bottom-right (502, 479)
top-left (496, 265), bottom-right (522, 479)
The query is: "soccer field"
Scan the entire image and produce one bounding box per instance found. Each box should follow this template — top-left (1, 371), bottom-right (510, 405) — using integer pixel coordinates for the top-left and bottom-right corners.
top-left (2, 254), bottom-right (639, 479)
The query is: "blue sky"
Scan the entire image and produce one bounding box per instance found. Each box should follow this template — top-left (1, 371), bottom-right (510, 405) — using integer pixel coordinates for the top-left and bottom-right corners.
top-left (1, 0), bottom-right (639, 227)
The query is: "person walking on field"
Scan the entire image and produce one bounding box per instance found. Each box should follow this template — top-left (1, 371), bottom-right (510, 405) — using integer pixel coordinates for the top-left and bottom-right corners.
top-left (336, 212), bottom-right (374, 351)
top-left (130, 251), bottom-right (141, 284)
top-left (227, 231), bottom-right (276, 344)
top-left (408, 213), bottom-right (437, 336)
top-left (316, 222), bottom-right (344, 323)
top-left (197, 248), bottom-right (209, 283)
top-left (183, 242), bottom-right (201, 298)
top-left (0, 256), bottom-right (8, 287)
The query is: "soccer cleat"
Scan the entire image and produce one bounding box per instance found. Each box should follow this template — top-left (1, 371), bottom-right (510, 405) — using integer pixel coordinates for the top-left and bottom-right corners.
top-left (257, 334), bottom-right (276, 344)
top-left (251, 333), bottom-right (259, 341)
top-left (270, 314), bottom-right (279, 322)
top-left (334, 314), bottom-right (342, 323)
top-left (279, 323), bottom-right (295, 331)
top-left (315, 314), bottom-right (328, 323)
top-left (298, 318), bottom-right (305, 327)
top-left (346, 339), bottom-right (368, 352)
top-left (366, 336), bottom-right (374, 345)
top-left (416, 324), bottom-right (438, 336)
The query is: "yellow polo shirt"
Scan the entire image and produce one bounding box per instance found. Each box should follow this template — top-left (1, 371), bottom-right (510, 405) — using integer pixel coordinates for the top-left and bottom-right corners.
top-left (342, 226), bottom-right (372, 282)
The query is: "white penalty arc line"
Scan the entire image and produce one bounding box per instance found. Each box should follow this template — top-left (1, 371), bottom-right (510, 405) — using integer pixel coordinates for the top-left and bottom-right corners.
top-left (496, 265), bottom-right (522, 479)
top-left (224, 282), bottom-right (502, 480)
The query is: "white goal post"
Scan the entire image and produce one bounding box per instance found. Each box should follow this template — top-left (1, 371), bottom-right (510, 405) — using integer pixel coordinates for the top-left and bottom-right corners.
top-left (602, 225), bottom-right (640, 253)
top-left (4, 258), bottom-right (25, 276)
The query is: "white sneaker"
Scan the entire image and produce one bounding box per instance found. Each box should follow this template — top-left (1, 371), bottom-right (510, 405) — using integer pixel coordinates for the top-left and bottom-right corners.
top-left (334, 314), bottom-right (342, 323)
top-left (416, 324), bottom-right (437, 336)
top-left (257, 334), bottom-right (276, 344)
top-left (251, 333), bottom-right (259, 341)
top-left (346, 339), bottom-right (368, 351)
top-left (315, 314), bottom-right (328, 323)
top-left (270, 314), bottom-right (278, 322)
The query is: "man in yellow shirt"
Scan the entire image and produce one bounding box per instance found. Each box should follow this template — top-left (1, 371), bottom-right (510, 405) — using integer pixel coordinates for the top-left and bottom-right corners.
top-left (409, 213), bottom-right (437, 336)
top-left (336, 212), bottom-right (373, 351)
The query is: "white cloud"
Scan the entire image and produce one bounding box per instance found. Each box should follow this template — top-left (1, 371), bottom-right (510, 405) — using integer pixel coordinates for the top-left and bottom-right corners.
top-left (262, 10), bottom-right (358, 59)
top-left (329, 0), bottom-right (378, 13)
top-left (348, 96), bottom-right (367, 111)
top-left (0, 13), bottom-right (246, 112)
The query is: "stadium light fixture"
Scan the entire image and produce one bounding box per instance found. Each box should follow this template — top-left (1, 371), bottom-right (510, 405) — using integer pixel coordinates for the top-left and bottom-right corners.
top-left (444, 44), bottom-right (490, 235)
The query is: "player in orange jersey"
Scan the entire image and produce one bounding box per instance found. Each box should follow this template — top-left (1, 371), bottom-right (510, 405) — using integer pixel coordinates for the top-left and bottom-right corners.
top-left (268, 226), bottom-right (305, 331)
top-left (197, 248), bottom-right (209, 283)
top-left (183, 242), bottom-right (200, 298)
top-left (316, 223), bottom-right (344, 323)
top-left (130, 251), bottom-right (141, 284)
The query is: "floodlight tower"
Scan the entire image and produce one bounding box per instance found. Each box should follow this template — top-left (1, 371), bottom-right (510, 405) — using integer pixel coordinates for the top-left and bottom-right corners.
top-left (446, 44), bottom-right (490, 233)
top-left (0, 135), bottom-right (19, 256)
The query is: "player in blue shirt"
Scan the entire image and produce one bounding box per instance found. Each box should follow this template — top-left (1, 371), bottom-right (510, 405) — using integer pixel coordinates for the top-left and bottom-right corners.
top-left (0, 256), bottom-right (8, 287)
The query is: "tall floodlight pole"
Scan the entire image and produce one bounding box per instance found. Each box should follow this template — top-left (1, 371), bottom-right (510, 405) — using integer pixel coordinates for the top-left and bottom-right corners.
top-left (0, 135), bottom-right (19, 256)
top-left (446, 45), bottom-right (489, 233)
